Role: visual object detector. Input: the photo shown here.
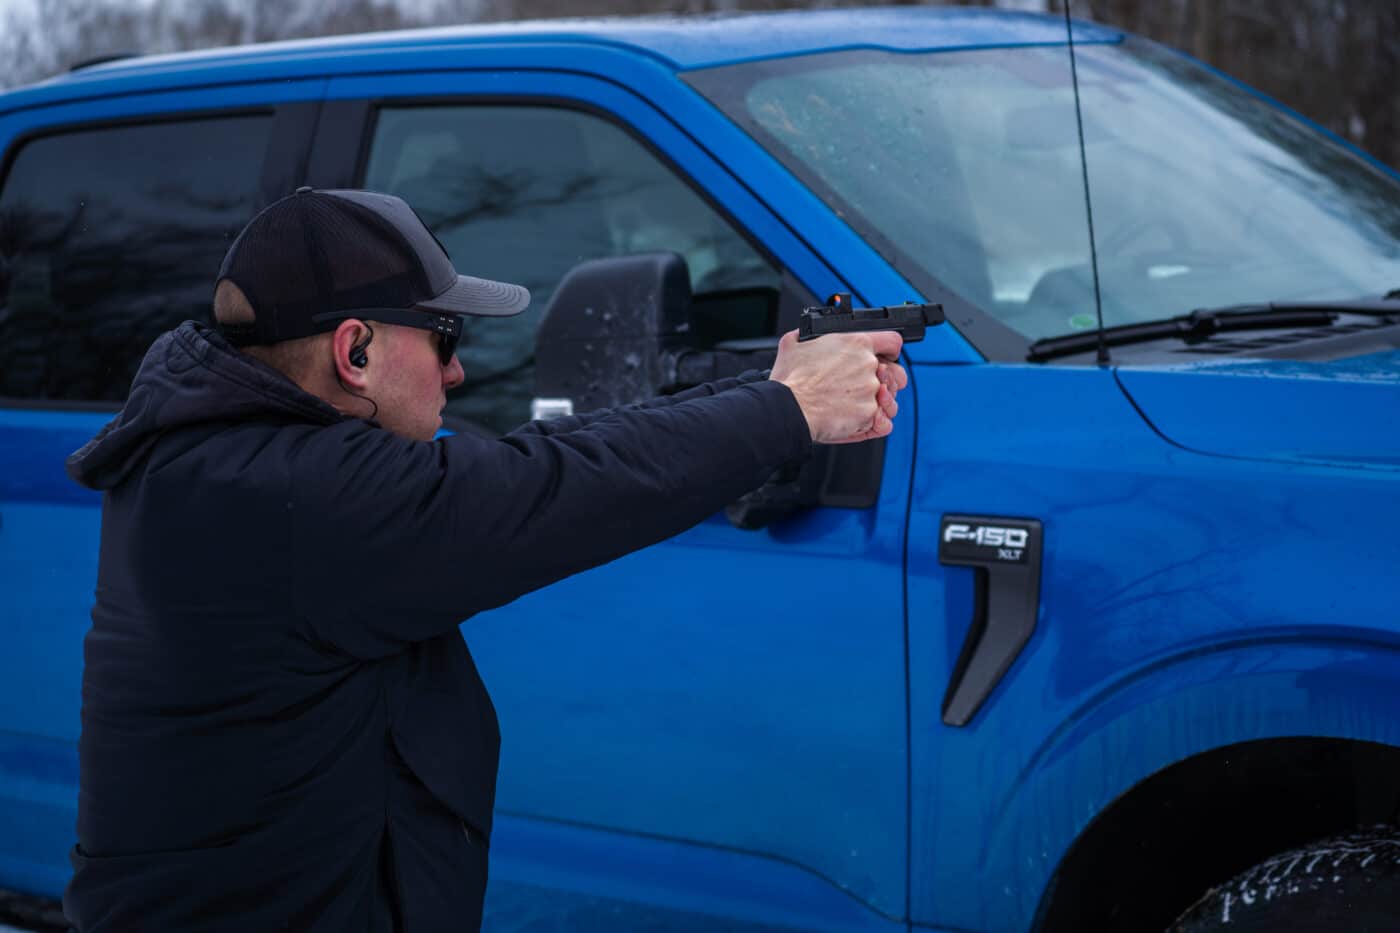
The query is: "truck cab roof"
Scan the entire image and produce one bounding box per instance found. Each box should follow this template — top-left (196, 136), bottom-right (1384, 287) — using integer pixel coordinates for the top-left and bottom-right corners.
top-left (7, 7), bottom-right (1121, 113)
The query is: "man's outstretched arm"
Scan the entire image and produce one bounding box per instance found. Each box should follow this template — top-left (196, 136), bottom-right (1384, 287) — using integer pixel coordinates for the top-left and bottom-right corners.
top-left (292, 331), bottom-right (905, 658)
top-left (510, 328), bottom-right (906, 441)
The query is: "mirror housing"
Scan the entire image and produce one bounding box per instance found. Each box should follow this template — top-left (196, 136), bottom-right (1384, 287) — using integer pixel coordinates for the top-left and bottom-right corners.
top-left (532, 252), bottom-right (692, 418)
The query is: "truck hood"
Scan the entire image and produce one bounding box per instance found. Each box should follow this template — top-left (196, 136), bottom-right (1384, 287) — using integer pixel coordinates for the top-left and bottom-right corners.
top-left (1115, 349), bottom-right (1400, 471)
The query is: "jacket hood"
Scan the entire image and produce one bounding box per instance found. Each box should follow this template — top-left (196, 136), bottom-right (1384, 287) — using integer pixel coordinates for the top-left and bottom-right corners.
top-left (1116, 348), bottom-right (1400, 471)
top-left (66, 322), bottom-right (345, 490)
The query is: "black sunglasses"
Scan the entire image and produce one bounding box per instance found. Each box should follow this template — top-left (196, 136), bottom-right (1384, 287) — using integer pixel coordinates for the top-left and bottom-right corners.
top-left (313, 307), bottom-right (463, 366)
top-left (432, 330), bottom-right (462, 367)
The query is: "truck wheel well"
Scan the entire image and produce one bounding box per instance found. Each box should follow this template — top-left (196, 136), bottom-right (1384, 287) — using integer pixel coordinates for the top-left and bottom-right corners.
top-left (1035, 737), bottom-right (1400, 933)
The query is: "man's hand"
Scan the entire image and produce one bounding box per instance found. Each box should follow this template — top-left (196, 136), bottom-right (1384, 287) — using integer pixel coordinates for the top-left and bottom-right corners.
top-left (769, 329), bottom-right (908, 444)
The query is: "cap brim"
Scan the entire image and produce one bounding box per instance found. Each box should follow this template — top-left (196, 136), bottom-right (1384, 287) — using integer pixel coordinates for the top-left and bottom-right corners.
top-left (418, 274), bottom-right (530, 317)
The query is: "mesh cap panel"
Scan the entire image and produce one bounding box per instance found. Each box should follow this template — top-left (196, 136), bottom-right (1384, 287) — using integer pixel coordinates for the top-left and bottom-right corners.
top-left (215, 187), bottom-right (528, 346)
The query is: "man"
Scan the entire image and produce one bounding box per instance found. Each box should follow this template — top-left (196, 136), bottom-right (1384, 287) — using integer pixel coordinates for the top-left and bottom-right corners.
top-left (63, 188), bottom-right (905, 932)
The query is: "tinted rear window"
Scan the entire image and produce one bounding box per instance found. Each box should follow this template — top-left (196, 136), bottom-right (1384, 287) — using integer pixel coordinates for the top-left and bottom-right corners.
top-left (0, 114), bottom-right (272, 402)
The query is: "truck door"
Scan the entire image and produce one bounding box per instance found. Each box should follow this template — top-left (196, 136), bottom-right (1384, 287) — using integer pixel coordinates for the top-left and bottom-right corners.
top-left (321, 64), bottom-right (913, 928)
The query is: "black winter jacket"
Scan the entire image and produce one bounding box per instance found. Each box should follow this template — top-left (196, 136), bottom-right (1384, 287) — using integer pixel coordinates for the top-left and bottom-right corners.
top-left (62, 322), bottom-right (810, 932)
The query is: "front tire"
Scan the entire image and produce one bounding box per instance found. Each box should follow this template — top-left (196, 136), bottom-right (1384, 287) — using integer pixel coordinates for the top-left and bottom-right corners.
top-left (1170, 824), bottom-right (1400, 932)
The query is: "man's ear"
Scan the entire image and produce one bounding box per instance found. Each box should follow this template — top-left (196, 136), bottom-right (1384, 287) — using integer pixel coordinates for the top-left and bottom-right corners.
top-left (331, 319), bottom-right (373, 389)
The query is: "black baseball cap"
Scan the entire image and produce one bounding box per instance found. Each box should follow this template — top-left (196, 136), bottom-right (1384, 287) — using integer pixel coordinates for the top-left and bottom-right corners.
top-left (215, 187), bottom-right (529, 347)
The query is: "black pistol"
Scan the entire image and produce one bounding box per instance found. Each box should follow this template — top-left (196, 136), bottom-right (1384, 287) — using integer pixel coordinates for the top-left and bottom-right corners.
top-left (798, 293), bottom-right (945, 343)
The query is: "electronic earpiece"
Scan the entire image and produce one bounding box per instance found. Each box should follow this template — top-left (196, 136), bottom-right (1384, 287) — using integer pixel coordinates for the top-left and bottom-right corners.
top-left (349, 324), bottom-right (374, 368)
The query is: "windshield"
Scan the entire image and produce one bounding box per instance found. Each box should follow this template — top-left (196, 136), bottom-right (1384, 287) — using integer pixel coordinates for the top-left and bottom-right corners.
top-left (686, 39), bottom-right (1400, 347)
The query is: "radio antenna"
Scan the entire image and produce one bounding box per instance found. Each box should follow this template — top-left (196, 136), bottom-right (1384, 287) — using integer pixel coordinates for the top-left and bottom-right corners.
top-left (1062, 0), bottom-right (1110, 366)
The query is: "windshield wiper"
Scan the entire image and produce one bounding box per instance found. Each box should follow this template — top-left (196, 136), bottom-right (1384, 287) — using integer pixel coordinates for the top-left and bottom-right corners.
top-left (1027, 298), bottom-right (1400, 362)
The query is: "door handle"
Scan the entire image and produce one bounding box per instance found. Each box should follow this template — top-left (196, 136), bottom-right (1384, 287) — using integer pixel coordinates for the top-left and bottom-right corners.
top-left (938, 515), bottom-right (1043, 726)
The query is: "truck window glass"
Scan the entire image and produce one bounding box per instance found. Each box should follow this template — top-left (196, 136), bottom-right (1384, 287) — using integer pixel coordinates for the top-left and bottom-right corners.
top-left (0, 115), bottom-right (273, 402)
top-left (363, 105), bottom-right (779, 435)
top-left (687, 40), bottom-right (1400, 345)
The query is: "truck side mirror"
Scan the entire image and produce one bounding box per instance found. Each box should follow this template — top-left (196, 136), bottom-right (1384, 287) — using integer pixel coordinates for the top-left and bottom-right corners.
top-left (532, 252), bottom-right (884, 528)
top-left (531, 251), bottom-right (692, 418)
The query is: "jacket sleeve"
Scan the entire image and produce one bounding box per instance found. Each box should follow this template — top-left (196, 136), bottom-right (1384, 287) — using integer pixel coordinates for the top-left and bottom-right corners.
top-left (290, 378), bottom-right (811, 658)
top-left (506, 370), bottom-right (768, 438)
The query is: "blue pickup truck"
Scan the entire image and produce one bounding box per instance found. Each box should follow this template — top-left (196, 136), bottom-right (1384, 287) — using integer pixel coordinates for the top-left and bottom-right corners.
top-left (3, 6), bottom-right (1399, 931)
